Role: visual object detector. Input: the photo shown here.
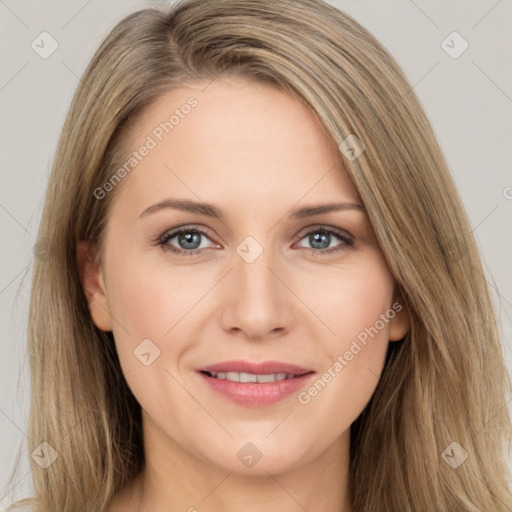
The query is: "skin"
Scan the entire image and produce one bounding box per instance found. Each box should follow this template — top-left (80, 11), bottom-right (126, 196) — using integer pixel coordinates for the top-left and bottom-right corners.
top-left (78, 75), bottom-right (410, 512)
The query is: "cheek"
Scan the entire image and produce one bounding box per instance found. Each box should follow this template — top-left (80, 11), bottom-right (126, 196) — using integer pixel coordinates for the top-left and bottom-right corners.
top-left (300, 251), bottom-right (394, 347)
top-left (295, 253), bottom-right (394, 423)
top-left (107, 251), bottom-right (208, 340)
top-left (104, 250), bottom-right (222, 411)
top-left (104, 257), bottom-right (202, 421)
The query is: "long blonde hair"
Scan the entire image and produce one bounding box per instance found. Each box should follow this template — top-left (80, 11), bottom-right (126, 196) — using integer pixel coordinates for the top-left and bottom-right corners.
top-left (6, 0), bottom-right (511, 510)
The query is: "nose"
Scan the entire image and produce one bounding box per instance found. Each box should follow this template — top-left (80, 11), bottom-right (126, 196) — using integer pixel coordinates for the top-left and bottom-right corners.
top-left (219, 243), bottom-right (296, 341)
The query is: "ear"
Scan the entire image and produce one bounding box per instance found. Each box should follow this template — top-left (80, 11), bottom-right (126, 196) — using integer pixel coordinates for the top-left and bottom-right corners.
top-left (76, 241), bottom-right (113, 332)
top-left (388, 288), bottom-right (411, 342)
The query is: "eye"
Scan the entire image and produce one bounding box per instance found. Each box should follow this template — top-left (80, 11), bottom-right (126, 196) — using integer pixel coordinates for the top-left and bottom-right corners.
top-left (157, 226), bottom-right (217, 256)
top-left (294, 226), bottom-right (354, 254)
top-left (156, 225), bottom-right (354, 257)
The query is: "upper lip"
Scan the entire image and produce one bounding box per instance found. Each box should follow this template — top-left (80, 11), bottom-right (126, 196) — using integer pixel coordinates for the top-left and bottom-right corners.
top-left (197, 360), bottom-right (314, 376)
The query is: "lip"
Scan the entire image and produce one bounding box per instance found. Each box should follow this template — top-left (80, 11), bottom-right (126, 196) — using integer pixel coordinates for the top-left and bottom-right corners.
top-left (197, 360), bottom-right (313, 375)
top-left (196, 360), bottom-right (315, 407)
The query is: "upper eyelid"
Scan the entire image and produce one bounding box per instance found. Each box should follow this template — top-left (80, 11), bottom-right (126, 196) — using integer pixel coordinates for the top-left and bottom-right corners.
top-left (295, 224), bottom-right (353, 239)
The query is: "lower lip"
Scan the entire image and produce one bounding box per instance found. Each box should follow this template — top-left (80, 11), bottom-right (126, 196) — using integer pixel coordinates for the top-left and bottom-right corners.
top-left (198, 372), bottom-right (315, 406)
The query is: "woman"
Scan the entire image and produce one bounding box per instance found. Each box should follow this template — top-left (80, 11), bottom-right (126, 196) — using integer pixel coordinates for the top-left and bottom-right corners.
top-left (7, 0), bottom-right (512, 510)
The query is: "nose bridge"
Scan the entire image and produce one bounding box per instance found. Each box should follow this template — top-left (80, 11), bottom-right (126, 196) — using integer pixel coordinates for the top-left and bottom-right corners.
top-left (235, 234), bottom-right (281, 302)
top-left (220, 233), bottom-right (292, 338)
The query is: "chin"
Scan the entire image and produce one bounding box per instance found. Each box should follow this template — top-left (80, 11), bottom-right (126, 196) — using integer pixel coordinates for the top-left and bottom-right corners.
top-left (200, 440), bottom-right (311, 477)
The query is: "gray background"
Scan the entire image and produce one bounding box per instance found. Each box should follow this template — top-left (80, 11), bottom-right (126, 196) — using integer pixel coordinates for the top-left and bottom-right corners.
top-left (1, 0), bottom-right (511, 506)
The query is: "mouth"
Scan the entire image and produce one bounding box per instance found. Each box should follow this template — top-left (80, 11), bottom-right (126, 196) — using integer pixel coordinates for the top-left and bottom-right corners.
top-left (196, 360), bottom-right (315, 407)
top-left (199, 370), bottom-right (311, 382)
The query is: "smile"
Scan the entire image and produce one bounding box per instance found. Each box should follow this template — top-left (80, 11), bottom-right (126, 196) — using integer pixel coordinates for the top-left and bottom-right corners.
top-left (196, 361), bottom-right (315, 407)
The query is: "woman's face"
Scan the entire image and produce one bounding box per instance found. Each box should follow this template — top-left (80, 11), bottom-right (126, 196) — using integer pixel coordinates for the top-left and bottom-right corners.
top-left (81, 76), bottom-right (409, 476)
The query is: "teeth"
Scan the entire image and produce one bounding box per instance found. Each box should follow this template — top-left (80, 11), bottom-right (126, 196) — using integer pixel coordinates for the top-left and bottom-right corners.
top-left (208, 371), bottom-right (295, 382)
top-left (240, 372), bottom-right (257, 383)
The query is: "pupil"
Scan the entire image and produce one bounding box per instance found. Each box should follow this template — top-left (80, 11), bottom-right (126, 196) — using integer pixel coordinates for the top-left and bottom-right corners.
top-left (310, 231), bottom-right (330, 249)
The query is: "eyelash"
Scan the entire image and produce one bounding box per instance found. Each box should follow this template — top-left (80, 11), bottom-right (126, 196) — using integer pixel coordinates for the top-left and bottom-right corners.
top-left (156, 225), bottom-right (354, 257)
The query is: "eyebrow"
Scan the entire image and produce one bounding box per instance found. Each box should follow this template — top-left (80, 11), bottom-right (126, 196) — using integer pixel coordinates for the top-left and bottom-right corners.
top-left (138, 198), bottom-right (365, 220)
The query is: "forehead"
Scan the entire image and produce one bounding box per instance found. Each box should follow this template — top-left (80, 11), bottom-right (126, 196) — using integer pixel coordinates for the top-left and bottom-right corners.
top-left (110, 76), bottom-right (359, 218)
